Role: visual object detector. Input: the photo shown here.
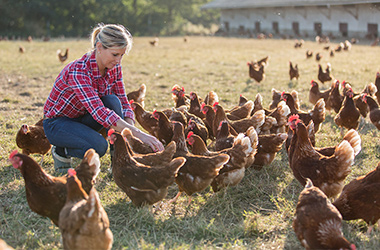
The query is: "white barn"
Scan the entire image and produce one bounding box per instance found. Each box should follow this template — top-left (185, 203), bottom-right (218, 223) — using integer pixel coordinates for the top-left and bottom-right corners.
top-left (202, 0), bottom-right (380, 39)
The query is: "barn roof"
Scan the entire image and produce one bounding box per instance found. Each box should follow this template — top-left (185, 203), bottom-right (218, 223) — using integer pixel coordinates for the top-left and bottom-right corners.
top-left (201, 0), bottom-right (380, 9)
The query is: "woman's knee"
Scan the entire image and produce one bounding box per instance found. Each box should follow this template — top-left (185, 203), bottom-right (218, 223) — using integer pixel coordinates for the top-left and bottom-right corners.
top-left (91, 138), bottom-right (109, 157)
top-left (101, 95), bottom-right (123, 118)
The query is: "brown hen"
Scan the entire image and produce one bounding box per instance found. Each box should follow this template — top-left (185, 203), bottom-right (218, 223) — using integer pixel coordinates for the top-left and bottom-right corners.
top-left (15, 118), bottom-right (51, 164)
top-left (288, 118), bottom-right (361, 199)
top-left (108, 130), bottom-right (186, 207)
top-left (9, 149), bottom-right (100, 226)
top-left (59, 169), bottom-right (113, 250)
top-left (170, 121), bottom-right (229, 204)
top-left (333, 162), bottom-right (380, 234)
top-left (293, 179), bottom-right (355, 250)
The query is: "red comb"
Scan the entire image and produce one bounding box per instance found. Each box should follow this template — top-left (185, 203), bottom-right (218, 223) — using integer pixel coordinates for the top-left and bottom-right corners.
top-left (201, 103), bottom-right (205, 109)
top-left (108, 129), bottom-right (115, 137)
top-left (68, 168), bottom-right (77, 177)
top-left (129, 99), bottom-right (134, 104)
top-left (153, 110), bottom-right (157, 114)
top-left (295, 119), bottom-right (302, 125)
top-left (171, 86), bottom-right (177, 91)
top-left (181, 87), bottom-right (185, 92)
top-left (213, 102), bottom-right (219, 107)
top-left (341, 80), bottom-right (346, 85)
top-left (9, 150), bottom-right (18, 159)
top-left (288, 114), bottom-right (299, 123)
top-left (187, 131), bottom-right (194, 139)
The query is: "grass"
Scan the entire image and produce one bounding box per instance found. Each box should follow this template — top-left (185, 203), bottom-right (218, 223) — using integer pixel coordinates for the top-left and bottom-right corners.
top-left (1, 36), bottom-right (380, 249)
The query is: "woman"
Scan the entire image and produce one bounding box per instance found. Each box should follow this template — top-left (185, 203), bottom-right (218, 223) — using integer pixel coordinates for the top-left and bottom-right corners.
top-left (43, 23), bottom-right (164, 173)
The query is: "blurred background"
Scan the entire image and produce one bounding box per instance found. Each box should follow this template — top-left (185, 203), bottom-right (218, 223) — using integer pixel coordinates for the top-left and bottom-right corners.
top-left (0, 0), bottom-right (220, 39)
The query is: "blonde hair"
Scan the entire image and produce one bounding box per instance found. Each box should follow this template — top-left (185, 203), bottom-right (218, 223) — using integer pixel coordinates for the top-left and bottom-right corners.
top-left (91, 23), bottom-right (133, 53)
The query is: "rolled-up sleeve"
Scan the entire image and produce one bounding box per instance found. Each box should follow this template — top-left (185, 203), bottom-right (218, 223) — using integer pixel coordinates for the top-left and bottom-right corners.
top-left (113, 66), bottom-right (135, 122)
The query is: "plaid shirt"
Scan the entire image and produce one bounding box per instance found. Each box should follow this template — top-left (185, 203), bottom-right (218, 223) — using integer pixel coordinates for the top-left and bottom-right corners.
top-left (44, 51), bottom-right (134, 128)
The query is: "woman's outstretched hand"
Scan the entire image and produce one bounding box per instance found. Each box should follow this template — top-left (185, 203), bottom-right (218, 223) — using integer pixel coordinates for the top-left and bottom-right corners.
top-left (134, 130), bottom-right (164, 152)
top-left (114, 118), bottom-right (164, 152)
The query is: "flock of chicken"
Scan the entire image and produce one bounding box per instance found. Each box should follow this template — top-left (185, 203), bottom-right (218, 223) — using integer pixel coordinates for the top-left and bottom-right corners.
top-left (9, 44), bottom-right (380, 249)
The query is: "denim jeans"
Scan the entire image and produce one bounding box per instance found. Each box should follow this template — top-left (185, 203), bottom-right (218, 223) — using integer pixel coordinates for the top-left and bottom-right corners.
top-left (43, 95), bottom-right (124, 158)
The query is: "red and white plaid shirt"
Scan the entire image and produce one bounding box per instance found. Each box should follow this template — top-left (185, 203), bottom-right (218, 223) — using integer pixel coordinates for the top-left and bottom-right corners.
top-left (44, 50), bottom-right (134, 128)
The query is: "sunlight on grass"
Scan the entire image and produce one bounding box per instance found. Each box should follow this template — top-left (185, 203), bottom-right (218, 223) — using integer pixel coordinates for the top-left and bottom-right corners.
top-left (1, 36), bottom-right (380, 249)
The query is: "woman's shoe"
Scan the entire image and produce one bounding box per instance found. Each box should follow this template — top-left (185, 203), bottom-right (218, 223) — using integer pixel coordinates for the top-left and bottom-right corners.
top-left (51, 145), bottom-right (71, 174)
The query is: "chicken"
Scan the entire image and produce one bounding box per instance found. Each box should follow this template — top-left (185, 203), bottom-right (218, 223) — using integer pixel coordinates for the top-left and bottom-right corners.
top-left (121, 127), bottom-right (154, 154)
top-left (15, 118), bottom-right (51, 164)
top-left (203, 91), bottom-right (219, 106)
top-left (363, 94), bottom-right (380, 130)
top-left (169, 109), bottom-right (188, 129)
top-left (59, 169), bottom-right (113, 250)
top-left (251, 93), bottom-right (270, 116)
top-left (187, 127), bottom-right (258, 192)
top-left (269, 88), bottom-right (282, 110)
top-left (269, 89), bottom-right (300, 112)
top-left (343, 40), bottom-right (352, 51)
top-left (330, 50), bottom-right (335, 57)
top-left (247, 61), bottom-right (265, 83)
top-left (214, 120), bottom-right (237, 151)
top-left (108, 130), bottom-right (186, 206)
top-left (267, 100), bottom-right (291, 134)
top-left (127, 83), bottom-right (146, 108)
top-left (318, 63), bottom-right (332, 83)
top-left (334, 88), bottom-right (360, 133)
top-left (189, 91), bottom-right (205, 119)
top-left (293, 178), bottom-right (355, 250)
top-left (309, 80), bottom-right (332, 106)
top-left (170, 121), bottom-right (230, 203)
top-left (213, 103), bottom-right (266, 135)
top-left (9, 149), bottom-right (100, 226)
top-left (289, 61), bottom-right (299, 80)
top-left (57, 48), bottom-right (69, 63)
top-left (288, 119), bottom-right (360, 199)
top-left (238, 94), bottom-right (249, 106)
top-left (171, 85), bottom-right (189, 108)
top-left (19, 46), bottom-right (25, 53)
top-left (315, 52), bottom-right (323, 61)
top-left (374, 72), bottom-right (380, 104)
top-left (294, 39), bottom-right (304, 48)
top-left (151, 110), bottom-right (174, 145)
top-left (285, 114), bottom-right (317, 150)
top-left (281, 92), bottom-right (326, 132)
top-left (251, 133), bottom-right (288, 170)
top-left (149, 37), bottom-right (159, 46)
top-left (306, 50), bottom-right (313, 59)
top-left (257, 56), bottom-right (270, 68)
top-left (201, 103), bottom-right (216, 140)
top-left (186, 117), bottom-right (208, 144)
top-left (326, 80), bottom-right (344, 113)
top-left (335, 43), bottom-right (344, 52)
top-left (227, 100), bottom-right (255, 120)
top-left (333, 162), bottom-right (380, 234)
top-left (129, 100), bottom-right (158, 136)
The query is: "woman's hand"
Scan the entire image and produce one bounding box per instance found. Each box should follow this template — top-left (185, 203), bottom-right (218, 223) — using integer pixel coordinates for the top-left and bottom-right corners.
top-left (113, 118), bottom-right (164, 152)
top-left (133, 129), bottom-right (164, 152)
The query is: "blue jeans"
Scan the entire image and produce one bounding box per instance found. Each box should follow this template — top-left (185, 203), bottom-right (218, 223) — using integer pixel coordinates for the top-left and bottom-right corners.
top-left (43, 95), bottom-right (123, 158)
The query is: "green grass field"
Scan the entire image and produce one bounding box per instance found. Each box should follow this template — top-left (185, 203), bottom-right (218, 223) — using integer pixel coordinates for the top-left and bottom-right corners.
top-left (1, 36), bottom-right (380, 249)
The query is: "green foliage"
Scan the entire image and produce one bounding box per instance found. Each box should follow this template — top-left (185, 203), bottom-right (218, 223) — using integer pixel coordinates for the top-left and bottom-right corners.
top-left (0, 0), bottom-right (219, 37)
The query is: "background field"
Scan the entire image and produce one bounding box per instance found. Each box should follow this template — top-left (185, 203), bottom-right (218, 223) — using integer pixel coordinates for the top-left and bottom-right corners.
top-left (1, 36), bottom-right (380, 249)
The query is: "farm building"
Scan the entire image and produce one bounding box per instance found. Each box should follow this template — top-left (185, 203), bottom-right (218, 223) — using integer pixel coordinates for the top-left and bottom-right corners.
top-left (202, 0), bottom-right (380, 39)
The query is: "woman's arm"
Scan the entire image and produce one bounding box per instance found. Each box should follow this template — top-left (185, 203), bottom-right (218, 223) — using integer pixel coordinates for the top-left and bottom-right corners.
top-left (112, 118), bottom-right (164, 152)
